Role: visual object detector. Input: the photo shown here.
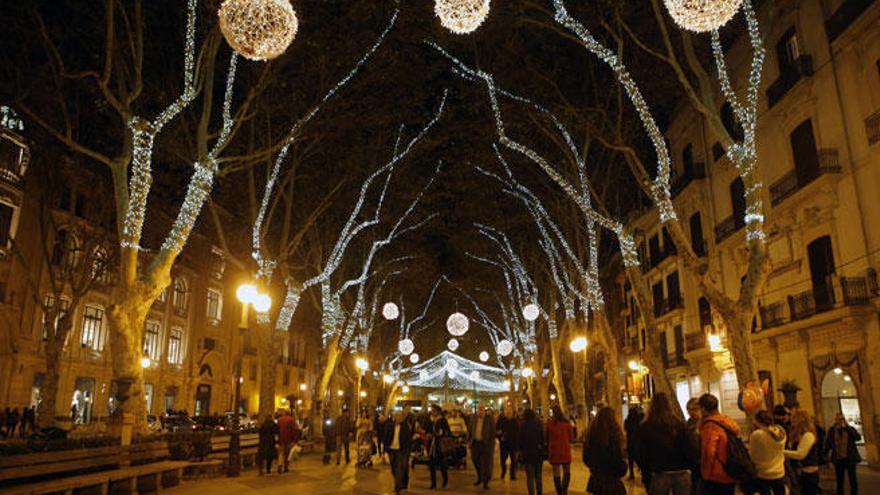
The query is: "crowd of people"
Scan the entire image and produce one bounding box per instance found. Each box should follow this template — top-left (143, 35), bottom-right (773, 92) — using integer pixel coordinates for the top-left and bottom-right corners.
top-left (247, 393), bottom-right (864, 495)
top-left (0, 406), bottom-right (37, 438)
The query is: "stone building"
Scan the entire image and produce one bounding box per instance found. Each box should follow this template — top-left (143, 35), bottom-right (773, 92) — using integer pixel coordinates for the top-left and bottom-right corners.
top-left (0, 112), bottom-right (317, 427)
top-left (615, 0), bottom-right (880, 465)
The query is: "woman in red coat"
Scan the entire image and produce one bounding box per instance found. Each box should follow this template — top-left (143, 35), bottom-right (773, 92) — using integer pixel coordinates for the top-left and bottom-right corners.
top-left (545, 405), bottom-right (574, 495)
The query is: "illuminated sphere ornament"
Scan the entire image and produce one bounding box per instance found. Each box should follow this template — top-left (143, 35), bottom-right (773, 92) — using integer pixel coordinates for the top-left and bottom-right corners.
top-left (496, 339), bottom-right (513, 357)
top-left (522, 304), bottom-right (540, 322)
top-left (479, 351), bottom-right (489, 362)
top-left (398, 338), bottom-right (414, 356)
top-left (447, 338), bottom-right (460, 352)
top-left (409, 353), bottom-right (420, 364)
top-left (434, 0), bottom-right (491, 35)
top-left (218, 0), bottom-right (298, 61)
top-left (382, 302), bottom-right (400, 320)
top-left (446, 312), bottom-right (470, 336)
top-left (662, 0), bottom-right (742, 33)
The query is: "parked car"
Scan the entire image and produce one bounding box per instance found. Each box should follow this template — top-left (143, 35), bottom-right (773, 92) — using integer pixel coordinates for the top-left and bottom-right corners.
top-left (161, 414), bottom-right (196, 432)
top-left (223, 412), bottom-right (257, 433)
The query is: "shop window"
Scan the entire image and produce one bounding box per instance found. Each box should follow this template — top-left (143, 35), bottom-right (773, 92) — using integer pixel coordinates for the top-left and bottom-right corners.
top-left (80, 305), bottom-right (105, 351)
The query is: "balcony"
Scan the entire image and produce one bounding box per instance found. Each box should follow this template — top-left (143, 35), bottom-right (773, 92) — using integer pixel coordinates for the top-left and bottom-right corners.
top-left (841, 276), bottom-right (871, 306)
top-left (769, 149), bottom-right (842, 206)
top-left (788, 284), bottom-right (835, 321)
top-left (653, 295), bottom-right (685, 317)
top-left (865, 111), bottom-right (880, 146)
top-left (0, 131), bottom-right (28, 185)
top-left (759, 301), bottom-right (786, 329)
top-left (685, 332), bottom-right (706, 352)
top-left (767, 55), bottom-right (814, 108)
top-left (671, 162), bottom-right (706, 199)
top-left (825, 0), bottom-right (876, 42)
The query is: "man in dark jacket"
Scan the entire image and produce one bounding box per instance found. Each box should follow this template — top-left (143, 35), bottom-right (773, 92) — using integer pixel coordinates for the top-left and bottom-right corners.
top-left (470, 404), bottom-right (496, 489)
top-left (384, 410), bottom-right (413, 495)
top-left (825, 412), bottom-right (861, 495)
top-left (336, 408), bottom-right (351, 465)
top-left (518, 408), bottom-right (545, 495)
top-left (496, 404), bottom-right (520, 480)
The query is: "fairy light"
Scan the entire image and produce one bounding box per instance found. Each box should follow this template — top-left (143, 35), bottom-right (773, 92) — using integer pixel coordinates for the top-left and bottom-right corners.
top-left (409, 353), bottom-right (420, 364)
top-left (479, 351), bottom-right (489, 362)
top-left (497, 340), bottom-right (513, 357)
top-left (434, 0), bottom-right (491, 34)
top-left (663, 0), bottom-right (743, 32)
top-left (447, 312), bottom-right (469, 336)
top-left (398, 338), bottom-right (415, 356)
top-left (218, 0), bottom-right (298, 61)
top-left (383, 302), bottom-right (400, 320)
top-left (447, 338), bottom-right (460, 351)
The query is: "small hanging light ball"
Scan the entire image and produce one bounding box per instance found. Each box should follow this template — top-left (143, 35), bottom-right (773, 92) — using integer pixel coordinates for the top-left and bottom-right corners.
top-left (662, 0), bottom-right (742, 33)
top-left (479, 351), bottom-right (489, 362)
top-left (522, 303), bottom-right (540, 322)
top-left (496, 339), bottom-right (513, 357)
top-left (434, 0), bottom-right (491, 34)
top-left (218, 0), bottom-right (298, 61)
top-left (398, 338), bottom-right (414, 356)
top-left (409, 353), bottom-right (420, 364)
top-left (382, 302), bottom-right (400, 320)
top-left (446, 312), bottom-right (470, 336)
top-left (447, 338), bottom-right (460, 351)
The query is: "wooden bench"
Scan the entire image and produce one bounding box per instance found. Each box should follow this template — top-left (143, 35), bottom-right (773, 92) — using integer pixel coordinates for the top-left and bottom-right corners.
top-left (207, 433), bottom-right (260, 468)
top-left (0, 441), bottom-right (189, 495)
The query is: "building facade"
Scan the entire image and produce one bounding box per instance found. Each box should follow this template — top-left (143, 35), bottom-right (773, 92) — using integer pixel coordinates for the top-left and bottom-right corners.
top-left (0, 114), bottom-right (318, 427)
top-left (616, 0), bottom-right (880, 465)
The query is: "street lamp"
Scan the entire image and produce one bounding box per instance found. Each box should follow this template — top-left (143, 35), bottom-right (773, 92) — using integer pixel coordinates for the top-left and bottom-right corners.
top-left (140, 352), bottom-right (151, 369)
top-left (569, 335), bottom-right (588, 433)
top-left (229, 282), bottom-right (271, 477)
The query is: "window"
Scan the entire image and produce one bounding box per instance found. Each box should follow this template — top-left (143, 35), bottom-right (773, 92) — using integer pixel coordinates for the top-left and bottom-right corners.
top-left (682, 144), bottom-right (694, 175)
top-left (674, 325), bottom-right (684, 360)
top-left (807, 235), bottom-right (836, 311)
top-left (249, 362), bottom-right (257, 381)
top-left (698, 297), bottom-right (712, 329)
top-left (167, 327), bottom-right (183, 365)
top-left (91, 247), bottom-right (111, 285)
top-left (721, 102), bottom-right (744, 142)
top-left (0, 202), bottom-right (15, 248)
top-left (210, 247), bottom-right (226, 279)
top-left (776, 27), bottom-right (800, 72)
top-left (730, 178), bottom-right (746, 229)
top-left (80, 305), bottom-right (105, 351)
top-left (649, 234), bottom-right (662, 266)
top-left (143, 320), bottom-right (161, 361)
top-left (689, 212), bottom-right (705, 256)
top-left (790, 118), bottom-right (821, 185)
top-left (42, 295), bottom-right (70, 340)
top-left (652, 281), bottom-right (665, 315)
top-left (145, 384), bottom-right (154, 414)
top-left (51, 229), bottom-right (80, 271)
top-left (206, 288), bottom-right (222, 324)
top-left (156, 288), bottom-right (167, 304)
top-left (666, 272), bottom-right (681, 308)
top-left (172, 278), bottom-right (188, 315)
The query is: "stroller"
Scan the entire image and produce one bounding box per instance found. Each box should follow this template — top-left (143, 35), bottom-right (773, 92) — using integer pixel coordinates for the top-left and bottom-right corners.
top-left (356, 431), bottom-right (374, 468)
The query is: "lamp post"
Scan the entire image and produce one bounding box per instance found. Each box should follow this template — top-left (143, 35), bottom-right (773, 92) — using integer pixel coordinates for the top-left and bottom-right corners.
top-left (355, 357), bottom-right (369, 413)
top-left (228, 283), bottom-right (271, 477)
top-left (569, 336), bottom-right (588, 434)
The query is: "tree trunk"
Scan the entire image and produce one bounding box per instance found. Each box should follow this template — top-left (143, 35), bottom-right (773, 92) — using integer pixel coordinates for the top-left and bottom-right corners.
top-left (311, 333), bottom-right (343, 436)
top-left (107, 292), bottom-right (154, 434)
top-left (549, 331), bottom-right (569, 415)
top-left (38, 343), bottom-right (63, 429)
top-left (258, 324), bottom-right (281, 418)
top-left (593, 312), bottom-right (623, 415)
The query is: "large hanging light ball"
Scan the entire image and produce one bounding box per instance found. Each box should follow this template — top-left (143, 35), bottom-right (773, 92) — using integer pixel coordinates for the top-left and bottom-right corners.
top-left (479, 351), bottom-right (489, 362)
top-left (409, 353), bottom-right (420, 364)
top-left (382, 302), bottom-right (400, 320)
top-left (434, 0), bottom-right (491, 34)
top-left (447, 338), bottom-right (460, 352)
top-left (398, 338), bottom-right (414, 356)
top-left (662, 0), bottom-right (742, 33)
top-left (522, 304), bottom-right (540, 322)
top-left (218, 0), bottom-right (298, 61)
top-left (446, 312), bottom-right (470, 336)
top-left (496, 339), bottom-right (513, 357)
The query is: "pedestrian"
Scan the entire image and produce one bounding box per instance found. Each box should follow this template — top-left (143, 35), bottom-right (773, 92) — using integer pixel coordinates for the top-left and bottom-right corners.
top-left (497, 404), bottom-right (520, 480)
top-left (336, 408), bottom-right (352, 465)
top-left (685, 398), bottom-right (703, 495)
top-left (698, 393), bottom-right (739, 495)
top-left (470, 403), bottom-right (496, 489)
top-left (746, 410), bottom-right (787, 495)
top-left (546, 405), bottom-right (573, 495)
top-left (427, 404), bottom-right (451, 489)
top-left (634, 393), bottom-right (695, 495)
top-left (25, 406), bottom-right (36, 434)
top-left (257, 414), bottom-right (278, 476)
top-left (448, 409), bottom-right (467, 438)
top-left (0, 407), bottom-right (7, 438)
top-left (322, 414), bottom-right (337, 464)
top-left (374, 412), bottom-right (386, 460)
top-left (277, 409), bottom-right (298, 473)
top-left (7, 408), bottom-right (20, 438)
top-left (519, 408), bottom-right (546, 495)
top-left (624, 405), bottom-right (645, 482)
top-left (784, 409), bottom-right (821, 495)
top-left (384, 409), bottom-right (413, 495)
top-left (356, 410), bottom-right (372, 444)
top-left (826, 412), bottom-right (860, 495)
top-left (583, 406), bottom-right (627, 495)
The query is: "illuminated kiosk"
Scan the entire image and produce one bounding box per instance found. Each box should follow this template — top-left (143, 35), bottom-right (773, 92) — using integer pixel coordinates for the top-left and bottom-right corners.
top-left (398, 351), bottom-right (512, 411)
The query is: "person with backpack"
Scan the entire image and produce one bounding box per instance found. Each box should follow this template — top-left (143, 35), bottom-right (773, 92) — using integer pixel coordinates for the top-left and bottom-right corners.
top-left (784, 410), bottom-right (821, 495)
top-left (698, 393), bottom-right (753, 495)
top-left (634, 393), bottom-right (696, 495)
top-left (747, 410), bottom-right (787, 495)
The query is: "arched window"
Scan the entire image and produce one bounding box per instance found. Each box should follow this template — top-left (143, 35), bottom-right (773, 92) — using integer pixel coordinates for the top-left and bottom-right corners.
top-left (172, 278), bottom-right (188, 316)
top-left (51, 228), bottom-right (80, 271)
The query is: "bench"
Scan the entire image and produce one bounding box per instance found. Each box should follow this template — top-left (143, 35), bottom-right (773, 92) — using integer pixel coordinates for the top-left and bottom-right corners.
top-left (208, 433), bottom-right (260, 468)
top-left (0, 441), bottom-right (189, 495)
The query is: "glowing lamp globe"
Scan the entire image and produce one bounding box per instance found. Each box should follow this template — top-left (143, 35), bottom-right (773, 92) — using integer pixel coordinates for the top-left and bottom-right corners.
top-left (522, 303), bottom-right (540, 322)
top-left (409, 353), bottom-right (420, 364)
top-left (662, 0), bottom-right (742, 33)
top-left (479, 351), bottom-right (489, 362)
top-left (447, 338), bottom-right (460, 351)
top-left (218, 0), bottom-right (298, 61)
top-left (496, 339), bottom-right (513, 357)
top-left (253, 293), bottom-right (272, 313)
top-left (398, 338), bottom-right (415, 356)
top-left (446, 312), bottom-right (469, 336)
top-left (382, 302), bottom-right (400, 320)
top-left (434, 0), bottom-right (491, 35)
top-left (236, 283), bottom-right (258, 303)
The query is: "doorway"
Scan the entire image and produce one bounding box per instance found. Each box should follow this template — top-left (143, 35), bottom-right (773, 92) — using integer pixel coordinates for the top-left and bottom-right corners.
top-left (821, 369), bottom-right (866, 460)
top-left (195, 384), bottom-right (211, 417)
top-left (807, 236), bottom-right (835, 311)
top-left (71, 377), bottom-right (96, 424)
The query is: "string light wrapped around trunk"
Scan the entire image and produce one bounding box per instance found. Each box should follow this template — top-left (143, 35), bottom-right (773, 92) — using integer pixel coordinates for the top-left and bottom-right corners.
top-left (662, 0), bottom-right (742, 32)
top-left (434, 0), bottom-right (491, 34)
top-left (218, 0), bottom-right (298, 61)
